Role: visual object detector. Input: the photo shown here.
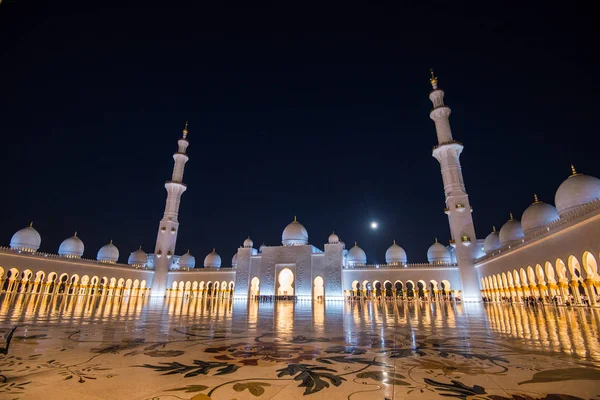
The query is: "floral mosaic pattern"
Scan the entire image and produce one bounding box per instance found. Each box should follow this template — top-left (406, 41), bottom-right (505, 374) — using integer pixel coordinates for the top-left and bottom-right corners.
top-left (0, 296), bottom-right (599, 399)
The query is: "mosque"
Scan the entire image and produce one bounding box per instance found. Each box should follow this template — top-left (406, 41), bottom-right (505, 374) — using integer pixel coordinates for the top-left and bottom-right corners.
top-left (1, 72), bottom-right (599, 304)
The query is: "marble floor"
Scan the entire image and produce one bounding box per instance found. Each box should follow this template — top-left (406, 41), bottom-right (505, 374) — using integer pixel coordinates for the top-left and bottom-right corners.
top-left (0, 294), bottom-right (599, 399)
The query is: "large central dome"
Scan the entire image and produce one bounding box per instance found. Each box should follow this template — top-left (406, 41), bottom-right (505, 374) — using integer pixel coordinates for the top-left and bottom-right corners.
top-left (282, 217), bottom-right (308, 246)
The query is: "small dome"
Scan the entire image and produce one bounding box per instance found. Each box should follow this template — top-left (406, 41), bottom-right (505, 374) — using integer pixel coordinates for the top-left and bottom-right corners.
top-left (522, 195), bottom-right (559, 233)
top-left (340, 240), bottom-right (346, 250)
top-left (282, 216), bottom-right (308, 246)
top-left (555, 166), bottom-right (600, 216)
top-left (204, 249), bottom-right (222, 268)
top-left (347, 242), bottom-right (367, 266)
top-left (328, 232), bottom-right (339, 244)
top-left (97, 240), bottom-right (119, 263)
top-left (232, 252), bottom-right (238, 267)
top-left (179, 250), bottom-right (196, 269)
top-left (128, 247), bottom-right (148, 266)
top-left (499, 214), bottom-right (524, 247)
top-left (10, 223), bottom-right (41, 252)
top-left (385, 240), bottom-right (407, 264)
top-left (483, 227), bottom-right (501, 254)
top-left (427, 239), bottom-right (451, 264)
top-left (259, 243), bottom-right (266, 253)
top-left (243, 236), bottom-right (254, 248)
top-left (58, 233), bottom-right (84, 258)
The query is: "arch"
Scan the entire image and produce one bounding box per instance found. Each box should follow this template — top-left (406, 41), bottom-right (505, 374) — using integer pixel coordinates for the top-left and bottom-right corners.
top-left (555, 259), bottom-right (567, 280)
top-left (520, 268), bottom-right (528, 286)
top-left (250, 277), bottom-right (260, 298)
top-left (492, 275), bottom-right (499, 289)
top-left (228, 281), bottom-right (235, 290)
top-left (441, 279), bottom-right (451, 291)
top-left (535, 264), bottom-right (545, 282)
top-left (313, 276), bottom-right (324, 299)
top-left (277, 268), bottom-right (294, 295)
top-left (0, 266), bottom-right (4, 280)
top-left (140, 280), bottom-right (147, 289)
top-left (117, 278), bottom-right (125, 287)
top-left (582, 251), bottom-right (598, 279)
top-left (125, 279), bottom-right (133, 288)
top-left (185, 281), bottom-right (192, 289)
top-left (567, 255), bottom-right (582, 280)
top-left (545, 262), bottom-right (556, 283)
top-left (351, 280), bottom-right (360, 290)
top-left (513, 270), bottom-right (520, 285)
top-left (405, 280), bottom-right (415, 298)
top-left (133, 279), bottom-right (140, 289)
top-left (171, 281), bottom-right (178, 290)
top-left (506, 272), bottom-right (514, 287)
top-left (191, 281), bottom-right (198, 290)
top-left (109, 277), bottom-right (117, 287)
top-left (501, 273), bottom-right (509, 288)
top-left (394, 280), bottom-right (403, 297)
top-left (526, 266), bottom-right (536, 285)
top-left (178, 281), bottom-right (184, 290)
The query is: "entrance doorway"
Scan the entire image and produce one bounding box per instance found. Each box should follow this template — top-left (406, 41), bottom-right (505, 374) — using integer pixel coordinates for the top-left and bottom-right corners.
top-left (277, 268), bottom-right (294, 295)
top-left (313, 276), bottom-right (324, 300)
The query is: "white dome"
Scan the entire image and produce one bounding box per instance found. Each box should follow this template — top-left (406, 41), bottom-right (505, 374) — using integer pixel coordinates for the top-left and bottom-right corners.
top-left (97, 240), bottom-right (119, 263)
top-left (499, 214), bottom-right (524, 247)
top-left (385, 240), bottom-right (407, 264)
top-left (58, 233), bottom-right (84, 258)
top-left (555, 167), bottom-right (600, 216)
top-left (522, 196), bottom-right (559, 233)
top-left (427, 240), bottom-right (451, 264)
top-left (179, 250), bottom-right (196, 269)
top-left (483, 228), bottom-right (501, 254)
top-left (259, 243), bottom-right (266, 253)
top-left (10, 224), bottom-right (41, 252)
top-left (282, 217), bottom-right (308, 246)
top-left (232, 252), bottom-right (238, 267)
top-left (328, 232), bottom-right (339, 244)
top-left (128, 247), bottom-right (148, 266)
top-left (347, 242), bottom-right (367, 266)
top-left (204, 249), bottom-right (222, 268)
top-left (243, 237), bottom-right (254, 248)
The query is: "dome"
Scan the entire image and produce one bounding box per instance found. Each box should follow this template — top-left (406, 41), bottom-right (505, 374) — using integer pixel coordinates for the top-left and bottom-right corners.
top-left (427, 239), bottom-right (451, 264)
top-left (179, 250), bottom-right (196, 269)
top-left (97, 240), bottom-right (119, 263)
top-left (555, 166), bottom-right (600, 216)
top-left (328, 232), bottom-right (339, 244)
top-left (483, 227), bottom-right (501, 254)
top-left (232, 253), bottom-right (238, 267)
top-left (10, 223), bottom-right (41, 252)
top-left (204, 249), bottom-right (222, 268)
top-left (347, 242), bottom-right (367, 266)
top-left (243, 237), bottom-right (254, 248)
top-left (499, 214), bottom-right (524, 247)
top-left (385, 240), bottom-right (407, 264)
top-left (340, 241), bottom-right (346, 249)
top-left (259, 243), bottom-right (266, 253)
top-left (522, 195), bottom-right (559, 233)
top-left (58, 233), bottom-right (84, 258)
top-left (282, 217), bottom-right (308, 246)
top-left (128, 247), bottom-right (148, 266)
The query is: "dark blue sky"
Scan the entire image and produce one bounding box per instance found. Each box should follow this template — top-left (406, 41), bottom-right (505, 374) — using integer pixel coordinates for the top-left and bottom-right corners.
top-left (0, 2), bottom-right (597, 264)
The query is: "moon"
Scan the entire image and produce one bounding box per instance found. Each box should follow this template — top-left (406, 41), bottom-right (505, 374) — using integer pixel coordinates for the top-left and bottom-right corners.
top-left (370, 222), bottom-right (378, 229)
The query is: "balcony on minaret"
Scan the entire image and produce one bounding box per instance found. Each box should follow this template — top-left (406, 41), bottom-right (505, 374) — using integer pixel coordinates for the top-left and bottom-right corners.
top-left (460, 235), bottom-right (471, 246)
top-left (455, 203), bottom-right (466, 212)
top-left (444, 207), bottom-right (450, 215)
top-left (449, 239), bottom-right (456, 247)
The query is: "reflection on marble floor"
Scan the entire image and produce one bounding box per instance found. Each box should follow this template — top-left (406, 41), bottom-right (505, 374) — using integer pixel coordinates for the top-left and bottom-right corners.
top-left (1, 294), bottom-right (600, 399)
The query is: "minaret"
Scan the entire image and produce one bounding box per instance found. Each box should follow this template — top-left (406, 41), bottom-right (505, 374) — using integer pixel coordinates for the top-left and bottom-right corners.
top-left (428, 70), bottom-right (480, 301)
top-left (152, 122), bottom-right (190, 296)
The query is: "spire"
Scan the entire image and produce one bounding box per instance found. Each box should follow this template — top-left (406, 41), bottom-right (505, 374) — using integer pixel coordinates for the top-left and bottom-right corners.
top-left (293, 215), bottom-right (297, 222)
top-left (182, 121), bottom-right (189, 139)
top-left (429, 68), bottom-right (438, 90)
top-left (393, 239), bottom-right (396, 245)
top-left (509, 212), bottom-right (514, 221)
top-left (571, 164), bottom-right (578, 176)
top-left (492, 226), bottom-right (497, 232)
top-left (212, 248), bottom-right (216, 253)
top-left (354, 241), bottom-right (357, 246)
top-left (74, 231), bottom-right (78, 237)
top-left (29, 221), bottom-right (33, 228)
top-left (109, 239), bottom-right (113, 244)
top-left (533, 193), bottom-right (540, 203)
top-left (434, 237), bottom-right (438, 243)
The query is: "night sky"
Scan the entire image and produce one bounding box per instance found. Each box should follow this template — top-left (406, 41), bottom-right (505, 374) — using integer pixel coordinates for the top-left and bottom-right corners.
top-left (0, 3), bottom-right (597, 265)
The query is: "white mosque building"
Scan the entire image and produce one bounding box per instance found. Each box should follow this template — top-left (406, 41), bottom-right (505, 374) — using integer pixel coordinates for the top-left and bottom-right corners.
top-left (1, 72), bottom-right (599, 304)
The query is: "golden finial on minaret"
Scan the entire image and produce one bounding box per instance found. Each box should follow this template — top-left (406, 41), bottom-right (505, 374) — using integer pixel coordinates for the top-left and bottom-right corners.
top-left (293, 215), bottom-right (297, 222)
top-left (533, 193), bottom-right (540, 203)
top-left (187, 249), bottom-right (190, 253)
top-left (571, 164), bottom-right (578, 176)
top-left (110, 239), bottom-right (113, 244)
top-left (212, 248), bottom-right (216, 253)
top-left (492, 226), bottom-right (497, 232)
top-left (434, 237), bottom-right (438, 243)
top-left (393, 239), bottom-right (396, 245)
top-left (182, 121), bottom-right (189, 139)
top-left (29, 221), bottom-right (33, 228)
top-left (509, 212), bottom-right (514, 221)
top-left (354, 241), bottom-right (358, 246)
top-left (429, 68), bottom-right (438, 89)
top-left (74, 231), bottom-right (78, 237)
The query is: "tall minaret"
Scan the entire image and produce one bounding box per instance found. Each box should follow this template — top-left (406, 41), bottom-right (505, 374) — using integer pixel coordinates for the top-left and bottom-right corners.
top-left (428, 70), bottom-right (480, 301)
top-left (152, 122), bottom-right (190, 296)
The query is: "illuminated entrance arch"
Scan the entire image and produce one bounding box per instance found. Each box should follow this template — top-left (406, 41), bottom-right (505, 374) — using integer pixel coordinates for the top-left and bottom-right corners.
top-left (313, 276), bottom-right (324, 299)
top-left (277, 268), bottom-right (294, 295)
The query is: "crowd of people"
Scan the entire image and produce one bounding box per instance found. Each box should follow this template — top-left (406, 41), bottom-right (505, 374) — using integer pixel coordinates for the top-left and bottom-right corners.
top-left (251, 295), bottom-right (298, 302)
